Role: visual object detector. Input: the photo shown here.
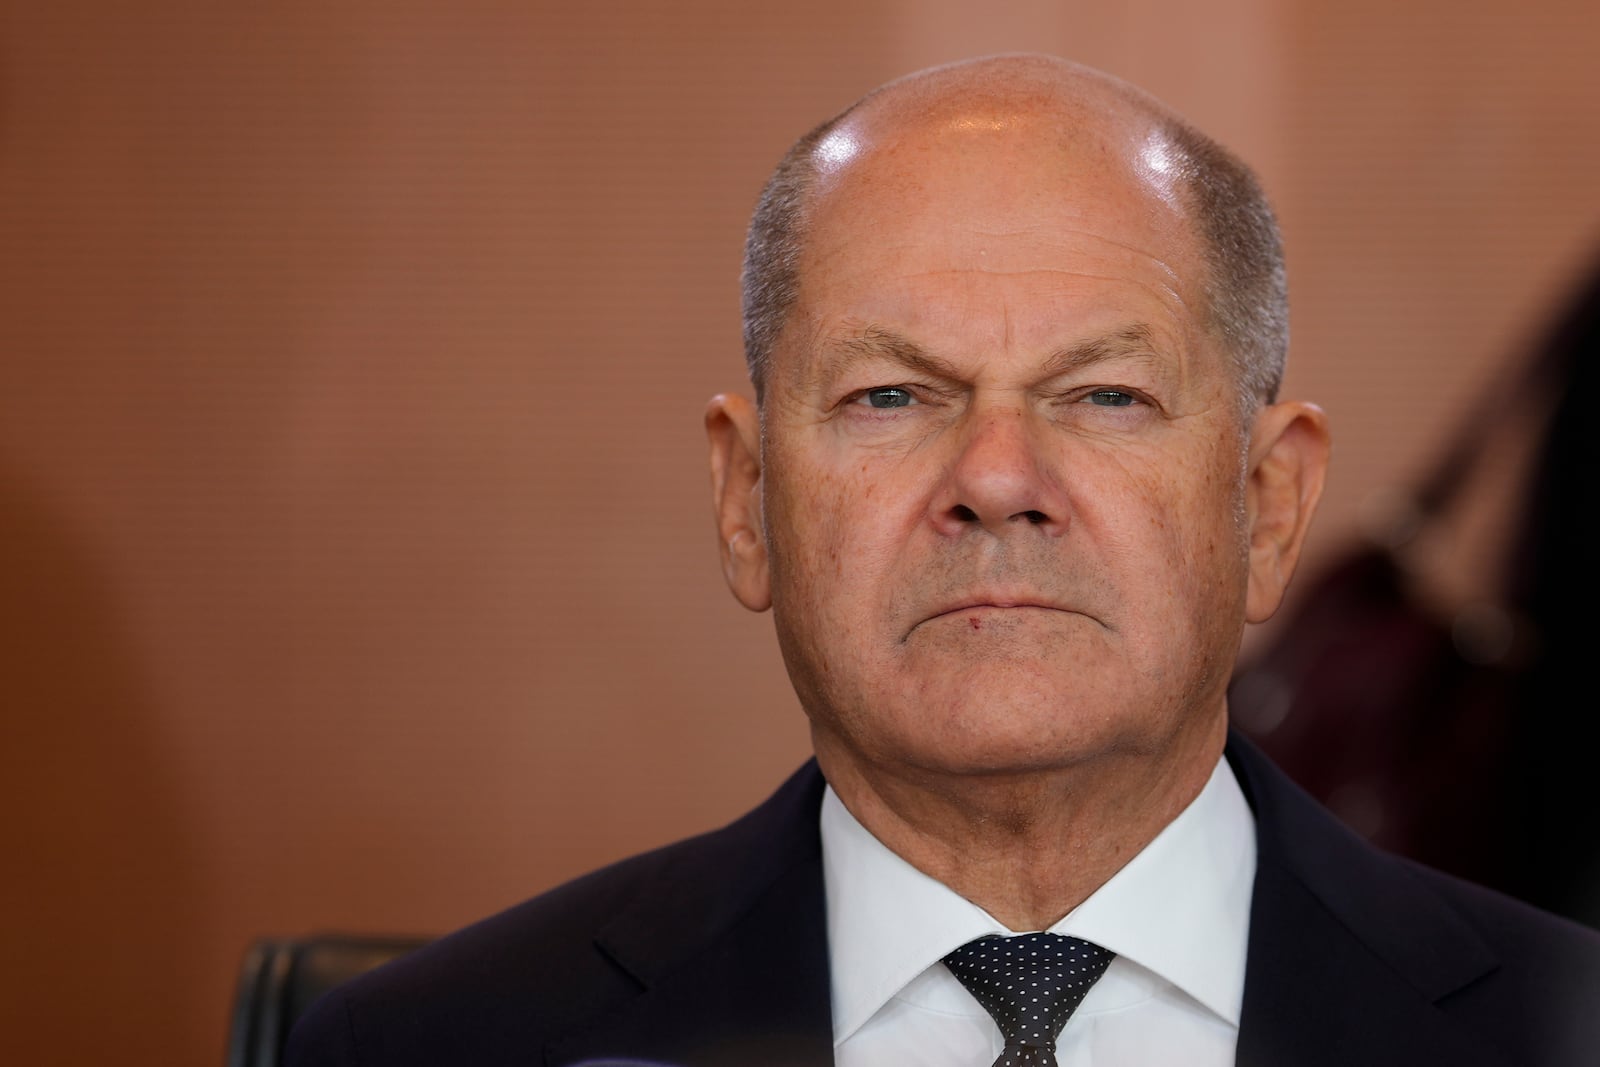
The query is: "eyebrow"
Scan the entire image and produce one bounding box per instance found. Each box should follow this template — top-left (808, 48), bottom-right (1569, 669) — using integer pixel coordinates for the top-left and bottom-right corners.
top-left (821, 324), bottom-right (962, 381)
top-left (819, 322), bottom-right (1161, 382)
top-left (1040, 323), bottom-right (1161, 376)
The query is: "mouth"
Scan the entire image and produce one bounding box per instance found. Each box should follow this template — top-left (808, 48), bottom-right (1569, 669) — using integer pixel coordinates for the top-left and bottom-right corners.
top-left (931, 599), bottom-right (1062, 619)
top-left (907, 597), bottom-right (1080, 639)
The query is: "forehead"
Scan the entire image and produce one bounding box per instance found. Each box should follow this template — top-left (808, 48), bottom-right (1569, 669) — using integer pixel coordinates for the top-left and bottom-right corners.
top-left (781, 105), bottom-right (1212, 376)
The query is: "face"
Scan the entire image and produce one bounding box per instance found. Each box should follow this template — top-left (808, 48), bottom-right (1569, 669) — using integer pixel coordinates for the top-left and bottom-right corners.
top-left (710, 95), bottom-right (1316, 787)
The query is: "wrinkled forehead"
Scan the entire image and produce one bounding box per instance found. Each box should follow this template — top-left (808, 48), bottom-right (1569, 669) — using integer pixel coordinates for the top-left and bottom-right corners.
top-left (789, 86), bottom-right (1210, 336)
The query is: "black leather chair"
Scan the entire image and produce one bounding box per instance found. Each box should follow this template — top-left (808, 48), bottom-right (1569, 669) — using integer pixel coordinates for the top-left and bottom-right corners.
top-left (226, 934), bottom-right (429, 1067)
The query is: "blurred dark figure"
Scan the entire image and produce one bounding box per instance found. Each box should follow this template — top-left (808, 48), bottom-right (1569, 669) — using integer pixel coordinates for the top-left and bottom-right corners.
top-left (1231, 251), bottom-right (1599, 929)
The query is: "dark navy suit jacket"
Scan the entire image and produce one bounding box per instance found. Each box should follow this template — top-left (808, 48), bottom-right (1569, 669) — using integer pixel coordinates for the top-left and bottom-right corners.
top-left (285, 733), bottom-right (1600, 1066)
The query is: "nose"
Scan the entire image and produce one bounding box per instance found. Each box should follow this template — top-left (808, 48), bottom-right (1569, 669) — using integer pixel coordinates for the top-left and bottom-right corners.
top-left (930, 405), bottom-right (1067, 537)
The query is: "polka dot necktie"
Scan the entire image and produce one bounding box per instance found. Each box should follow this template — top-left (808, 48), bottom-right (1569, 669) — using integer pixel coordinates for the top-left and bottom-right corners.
top-left (942, 932), bottom-right (1115, 1067)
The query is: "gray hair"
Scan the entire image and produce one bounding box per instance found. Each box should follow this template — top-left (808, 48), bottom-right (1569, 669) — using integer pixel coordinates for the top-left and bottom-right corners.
top-left (739, 105), bottom-right (1288, 414)
top-left (739, 115), bottom-right (840, 405)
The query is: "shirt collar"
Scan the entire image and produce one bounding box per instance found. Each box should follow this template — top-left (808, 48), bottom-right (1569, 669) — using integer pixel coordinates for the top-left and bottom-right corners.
top-left (821, 754), bottom-right (1256, 1044)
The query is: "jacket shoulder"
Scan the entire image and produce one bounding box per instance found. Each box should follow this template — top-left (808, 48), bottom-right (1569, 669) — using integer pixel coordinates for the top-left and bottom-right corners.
top-left (284, 761), bottom-right (827, 1067)
top-left (1229, 730), bottom-right (1600, 1066)
top-left (1407, 858), bottom-right (1600, 1049)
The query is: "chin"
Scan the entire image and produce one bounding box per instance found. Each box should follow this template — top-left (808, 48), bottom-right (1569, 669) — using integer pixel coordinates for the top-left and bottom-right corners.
top-left (884, 690), bottom-right (1153, 779)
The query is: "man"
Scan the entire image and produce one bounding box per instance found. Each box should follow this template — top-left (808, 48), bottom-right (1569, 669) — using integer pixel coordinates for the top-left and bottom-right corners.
top-left (286, 54), bottom-right (1600, 1066)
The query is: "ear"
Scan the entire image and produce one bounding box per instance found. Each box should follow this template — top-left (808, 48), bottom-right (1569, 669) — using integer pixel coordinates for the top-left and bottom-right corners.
top-left (1244, 401), bottom-right (1331, 624)
top-left (705, 393), bottom-right (771, 612)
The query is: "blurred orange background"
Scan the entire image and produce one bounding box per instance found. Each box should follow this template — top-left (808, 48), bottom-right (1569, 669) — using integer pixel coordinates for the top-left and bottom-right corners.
top-left (2, 2), bottom-right (1597, 1063)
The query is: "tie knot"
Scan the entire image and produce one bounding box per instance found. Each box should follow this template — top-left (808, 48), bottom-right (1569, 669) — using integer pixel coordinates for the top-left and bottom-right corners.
top-left (943, 933), bottom-right (1115, 1054)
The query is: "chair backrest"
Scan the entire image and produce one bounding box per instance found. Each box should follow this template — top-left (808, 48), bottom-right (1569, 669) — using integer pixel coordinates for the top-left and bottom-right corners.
top-left (226, 934), bottom-right (430, 1067)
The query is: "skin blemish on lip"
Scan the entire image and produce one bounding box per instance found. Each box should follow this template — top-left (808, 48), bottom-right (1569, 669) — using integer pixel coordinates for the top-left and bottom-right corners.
top-left (970, 616), bottom-right (982, 631)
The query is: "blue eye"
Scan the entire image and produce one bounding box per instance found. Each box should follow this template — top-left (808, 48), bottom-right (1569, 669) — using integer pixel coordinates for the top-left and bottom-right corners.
top-left (1086, 390), bottom-right (1137, 407)
top-left (862, 387), bottom-right (916, 409)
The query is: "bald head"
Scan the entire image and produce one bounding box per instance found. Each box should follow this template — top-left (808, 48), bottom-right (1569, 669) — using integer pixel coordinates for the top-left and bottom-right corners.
top-left (741, 55), bottom-right (1287, 411)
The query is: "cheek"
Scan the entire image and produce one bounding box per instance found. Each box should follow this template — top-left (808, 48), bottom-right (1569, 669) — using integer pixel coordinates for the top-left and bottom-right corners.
top-left (1092, 443), bottom-right (1251, 638)
top-left (780, 421), bottom-right (932, 531)
top-left (762, 454), bottom-right (928, 730)
top-left (1124, 432), bottom-right (1246, 551)
top-left (764, 455), bottom-right (902, 620)
top-left (1161, 464), bottom-right (1253, 695)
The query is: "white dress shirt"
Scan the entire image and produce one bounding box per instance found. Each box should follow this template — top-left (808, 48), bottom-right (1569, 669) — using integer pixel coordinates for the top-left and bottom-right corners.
top-left (822, 755), bottom-right (1256, 1067)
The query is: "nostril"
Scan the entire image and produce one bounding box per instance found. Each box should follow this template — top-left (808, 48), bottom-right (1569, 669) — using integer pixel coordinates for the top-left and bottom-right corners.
top-left (952, 504), bottom-right (979, 523)
top-left (1021, 510), bottom-right (1048, 524)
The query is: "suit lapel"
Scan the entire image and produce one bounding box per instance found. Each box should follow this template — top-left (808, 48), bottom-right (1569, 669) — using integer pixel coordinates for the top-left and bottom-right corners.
top-left (1228, 734), bottom-right (1514, 1067)
top-left (547, 740), bottom-right (1522, 1065)
top-left (545, 762), bottom-right (834, 1067)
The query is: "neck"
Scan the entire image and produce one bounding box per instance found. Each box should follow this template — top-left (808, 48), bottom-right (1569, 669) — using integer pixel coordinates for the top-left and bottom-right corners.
top-left (814, 716), bottom-right (1228, 930)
